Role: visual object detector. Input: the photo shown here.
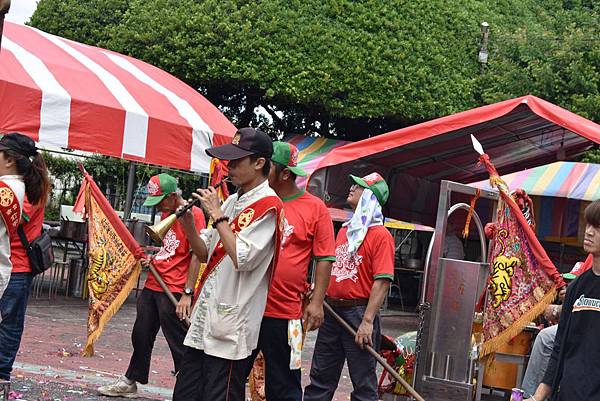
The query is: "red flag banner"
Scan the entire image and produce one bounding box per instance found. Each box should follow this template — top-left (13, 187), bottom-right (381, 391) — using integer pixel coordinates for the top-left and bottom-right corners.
top-left (75, 171), bottom-right (144, 356)
top-left (479, 154), bottom-right (565, 357)
top-left (209, 158), bottom-right (229, 201)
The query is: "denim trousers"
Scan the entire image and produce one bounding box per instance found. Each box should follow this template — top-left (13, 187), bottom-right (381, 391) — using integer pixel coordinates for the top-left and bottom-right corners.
top-left (0, 272), bottom-right (33, 380)
top-left (521, 324), bottom-right (558, 397)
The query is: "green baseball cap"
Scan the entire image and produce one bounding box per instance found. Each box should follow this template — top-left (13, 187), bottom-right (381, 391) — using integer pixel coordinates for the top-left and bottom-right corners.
top-left (271, 141), bottom-right (307, 177)
top-left (143, 173), bottom-right (178, 207)
top-left (349, 172), bottom-right (389, 206)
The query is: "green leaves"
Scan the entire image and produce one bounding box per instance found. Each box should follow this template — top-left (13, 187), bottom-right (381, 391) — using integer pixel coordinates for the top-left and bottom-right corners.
top-left (29, 0), bottom-right (600, 141)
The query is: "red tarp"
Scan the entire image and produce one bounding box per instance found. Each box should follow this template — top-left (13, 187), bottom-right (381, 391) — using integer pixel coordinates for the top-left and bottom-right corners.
top-left (307, 96), bottom-right (600, 224)
top-left (0, 22), bottom-right (236, 173)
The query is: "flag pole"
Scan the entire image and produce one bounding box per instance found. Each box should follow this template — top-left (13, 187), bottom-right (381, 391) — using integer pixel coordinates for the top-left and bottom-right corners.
top-left (323, 302), bottom-right (426, 401)
top-left (148, 261), bottom-right (191, 327)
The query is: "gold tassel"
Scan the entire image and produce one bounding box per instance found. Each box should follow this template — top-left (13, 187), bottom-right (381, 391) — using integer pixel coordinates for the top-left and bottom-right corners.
top-left (480, 286), bottom-right (556, 357)
top-left (82, 262), bottom-right (142, 357)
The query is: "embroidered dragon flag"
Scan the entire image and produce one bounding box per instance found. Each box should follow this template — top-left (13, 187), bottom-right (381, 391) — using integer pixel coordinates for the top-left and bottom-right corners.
top-left (74, 170), bottom-right (144, 356)
top-left (479, 154), bottom-right (565, 357)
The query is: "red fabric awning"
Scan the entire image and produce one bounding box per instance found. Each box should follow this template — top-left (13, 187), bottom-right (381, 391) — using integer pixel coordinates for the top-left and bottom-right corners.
top-left (313, 96), bottom-right (600, 179)
top-left (0, 22), bottom-right (236, 173)
top-left (308, 96), bottom-right (600, 224)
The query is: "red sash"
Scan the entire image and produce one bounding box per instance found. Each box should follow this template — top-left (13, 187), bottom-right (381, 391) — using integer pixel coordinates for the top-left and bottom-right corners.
top-left (0, 180), bottom-right (21, 237)
top-left (197, 195), bottom-right (284, 295)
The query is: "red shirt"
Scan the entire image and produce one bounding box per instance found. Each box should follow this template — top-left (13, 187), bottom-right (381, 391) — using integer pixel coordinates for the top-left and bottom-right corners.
top-left (327, 225), bottom-right (395, 300)
top-left (264, 191), bottom-right (336, 319)
top-left (10, 200), bottom-right (44, 273)
top-left (144, 207), bottom-right (205, 294)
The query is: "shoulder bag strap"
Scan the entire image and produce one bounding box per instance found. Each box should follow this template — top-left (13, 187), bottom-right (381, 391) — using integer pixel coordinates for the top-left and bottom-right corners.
top-left (17, 225), bottom-right (30, 249)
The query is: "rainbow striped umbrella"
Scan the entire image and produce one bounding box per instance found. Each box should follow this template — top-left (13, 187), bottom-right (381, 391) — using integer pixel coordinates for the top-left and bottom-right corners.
top-left (327, 208), bottom-right (434, 231)
top-left (470, 162), bottom-right (600, 201)
top-left (471, 162), bottom-right (600, 243)
top-left (284, 134), bottom-right (349, 188)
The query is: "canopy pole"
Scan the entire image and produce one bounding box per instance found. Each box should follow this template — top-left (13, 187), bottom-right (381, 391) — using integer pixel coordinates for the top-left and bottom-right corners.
top-left (124, 162), bottom-right (136, 220)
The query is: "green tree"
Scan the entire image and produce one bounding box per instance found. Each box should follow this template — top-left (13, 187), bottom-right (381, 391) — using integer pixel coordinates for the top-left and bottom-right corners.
top-left (29, 0), bottom-right (130, 46)
top-left (480, 1), bottom-right (600, 121)
top-left (28, 0), bottom-right (498, 139)
top-left (29, 0), bottom-right (600, 141)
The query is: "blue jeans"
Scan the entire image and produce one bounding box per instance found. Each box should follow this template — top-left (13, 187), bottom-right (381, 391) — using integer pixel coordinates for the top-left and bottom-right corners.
top-left (0, 272), bottom-right (33, 380)
top-left (521, 325), bottom-right (558, 397)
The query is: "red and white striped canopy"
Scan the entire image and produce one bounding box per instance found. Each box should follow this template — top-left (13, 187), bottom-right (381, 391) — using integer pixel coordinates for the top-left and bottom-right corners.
top-left (0, 22), bottom-right (236, 173)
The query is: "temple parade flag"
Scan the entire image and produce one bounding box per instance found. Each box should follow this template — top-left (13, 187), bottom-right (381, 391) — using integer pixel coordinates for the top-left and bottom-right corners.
top-left (73, 169), bottom-right (144, 356)
top-left (478, 153), bottom-right (566, 357)
top-left (209, 157), bottom-right (229, 201)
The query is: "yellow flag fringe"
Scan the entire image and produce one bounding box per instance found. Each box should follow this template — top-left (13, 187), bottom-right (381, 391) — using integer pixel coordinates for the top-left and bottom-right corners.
top-left (480, 286), bottom-right (556, 357)
top-left (83, 263), bottom-right (141, 356)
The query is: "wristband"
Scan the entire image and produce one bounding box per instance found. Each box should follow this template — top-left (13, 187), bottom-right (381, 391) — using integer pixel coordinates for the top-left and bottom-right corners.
top-left (531, 396), bottom-right (538, 401)
top-left (213, 216), bottom-right (229, 227)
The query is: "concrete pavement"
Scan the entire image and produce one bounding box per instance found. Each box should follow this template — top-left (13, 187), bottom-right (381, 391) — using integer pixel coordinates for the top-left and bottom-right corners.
top-left (10, 296), bottom-right (417, 400)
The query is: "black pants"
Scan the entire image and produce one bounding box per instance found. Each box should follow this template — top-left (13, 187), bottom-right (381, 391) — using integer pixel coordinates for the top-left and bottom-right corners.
top-left (125, 288), bottom-right (187, 384)
top-left (248, 317), bottom-right (302, 401)
top-left (172, 346), bottom-right (254, 401)
top-left (304, 305), bottom-right (381, 401)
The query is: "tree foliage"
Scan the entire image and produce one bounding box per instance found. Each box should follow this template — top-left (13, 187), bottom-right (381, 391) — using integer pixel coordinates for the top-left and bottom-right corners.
top-left (29, 0), bottom-right (600, 143)
top-left (480, 0), bottom-right (600, 123)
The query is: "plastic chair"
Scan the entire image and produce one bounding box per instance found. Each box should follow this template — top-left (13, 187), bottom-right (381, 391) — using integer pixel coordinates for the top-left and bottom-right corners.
top-left (50, 261), bottom-right (70, 300)
top-left (31, 270), bottom-right (47, 299)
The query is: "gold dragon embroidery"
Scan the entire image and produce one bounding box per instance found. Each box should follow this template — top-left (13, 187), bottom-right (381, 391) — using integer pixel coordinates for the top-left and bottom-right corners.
top-left (489, 228), bottom-right (521, 308)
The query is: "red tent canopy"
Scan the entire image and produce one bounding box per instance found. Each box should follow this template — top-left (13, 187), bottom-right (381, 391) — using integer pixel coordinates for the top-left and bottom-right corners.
top-left (0, 22), bottom-right (236, 173)
top-left (308, 96), bottom-right (600, 224)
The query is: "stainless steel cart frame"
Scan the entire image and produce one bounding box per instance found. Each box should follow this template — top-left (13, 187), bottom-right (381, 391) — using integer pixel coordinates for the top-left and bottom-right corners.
top-left (414, 180), bottom-right (499, 401)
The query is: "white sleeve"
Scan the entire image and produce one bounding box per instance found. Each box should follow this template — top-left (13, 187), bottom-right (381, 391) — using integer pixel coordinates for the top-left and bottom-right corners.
top-left (0, 217), bottom-right (12, 304)
top-left (235, 212), bottom-right (276, 272)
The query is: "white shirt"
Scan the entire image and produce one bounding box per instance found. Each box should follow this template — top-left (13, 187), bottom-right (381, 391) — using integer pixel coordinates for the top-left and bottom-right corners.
top-left (184, 179), bottom-right (278, 360)
top-left (0, 175), bottom-right (25, 303)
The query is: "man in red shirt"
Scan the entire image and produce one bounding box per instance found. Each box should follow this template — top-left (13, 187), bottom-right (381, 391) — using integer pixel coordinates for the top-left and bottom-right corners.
top-left (304, 172), bottom-right (395, 401)
top-left (251, 141), bottom-right (335, 401)
top-left (99, 173), bottom-right (205, 398)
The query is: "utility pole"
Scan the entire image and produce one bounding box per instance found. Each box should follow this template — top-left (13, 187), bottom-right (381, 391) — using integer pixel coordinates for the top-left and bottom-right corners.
top-left (123, 162), bottom-right (136, 220)
top-left (478, 21), bottom-right (490, 74)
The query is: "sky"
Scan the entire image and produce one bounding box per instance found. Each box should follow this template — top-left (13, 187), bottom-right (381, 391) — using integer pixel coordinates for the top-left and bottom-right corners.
top-left (6, 0), bottom-right (38, 24)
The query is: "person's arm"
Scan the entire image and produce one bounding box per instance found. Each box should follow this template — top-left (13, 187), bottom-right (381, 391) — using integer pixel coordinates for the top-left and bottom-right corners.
top-left (0, 218), bottom-right (11, 301)
top-left (176, 253), bottom-right (200, 320)
top-left (234, 212), bottom-right (276, 271)
top-left (355, 279), bottom-right (390, 349)
top-left (355, 228), bottom-right (395, 349)
top-left (179, 203), bottom-right (210, 263)
top-left (303, 258), bottom-right (333, 331)
top-left (192, 187), bottom-right (242, 267)
top-left (304, 203), bottom-right (336, 331)
top-left (526, 383), bottom-right (552, 401)
top-left (529, 281), bottom-right (577, 401)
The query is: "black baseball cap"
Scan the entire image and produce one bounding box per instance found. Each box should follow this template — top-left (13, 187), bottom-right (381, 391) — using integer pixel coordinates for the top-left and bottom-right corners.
top-left (206, 127), bottom-right (273, 160)
top-left (0, 133), bottom-right (37, 158)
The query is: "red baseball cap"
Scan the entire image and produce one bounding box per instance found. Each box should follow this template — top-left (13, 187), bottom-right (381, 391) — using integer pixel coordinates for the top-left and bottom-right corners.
top-left (143, 174), bottom-right (178, 207)
top-left (349, 172), bottom-right (389, 206)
